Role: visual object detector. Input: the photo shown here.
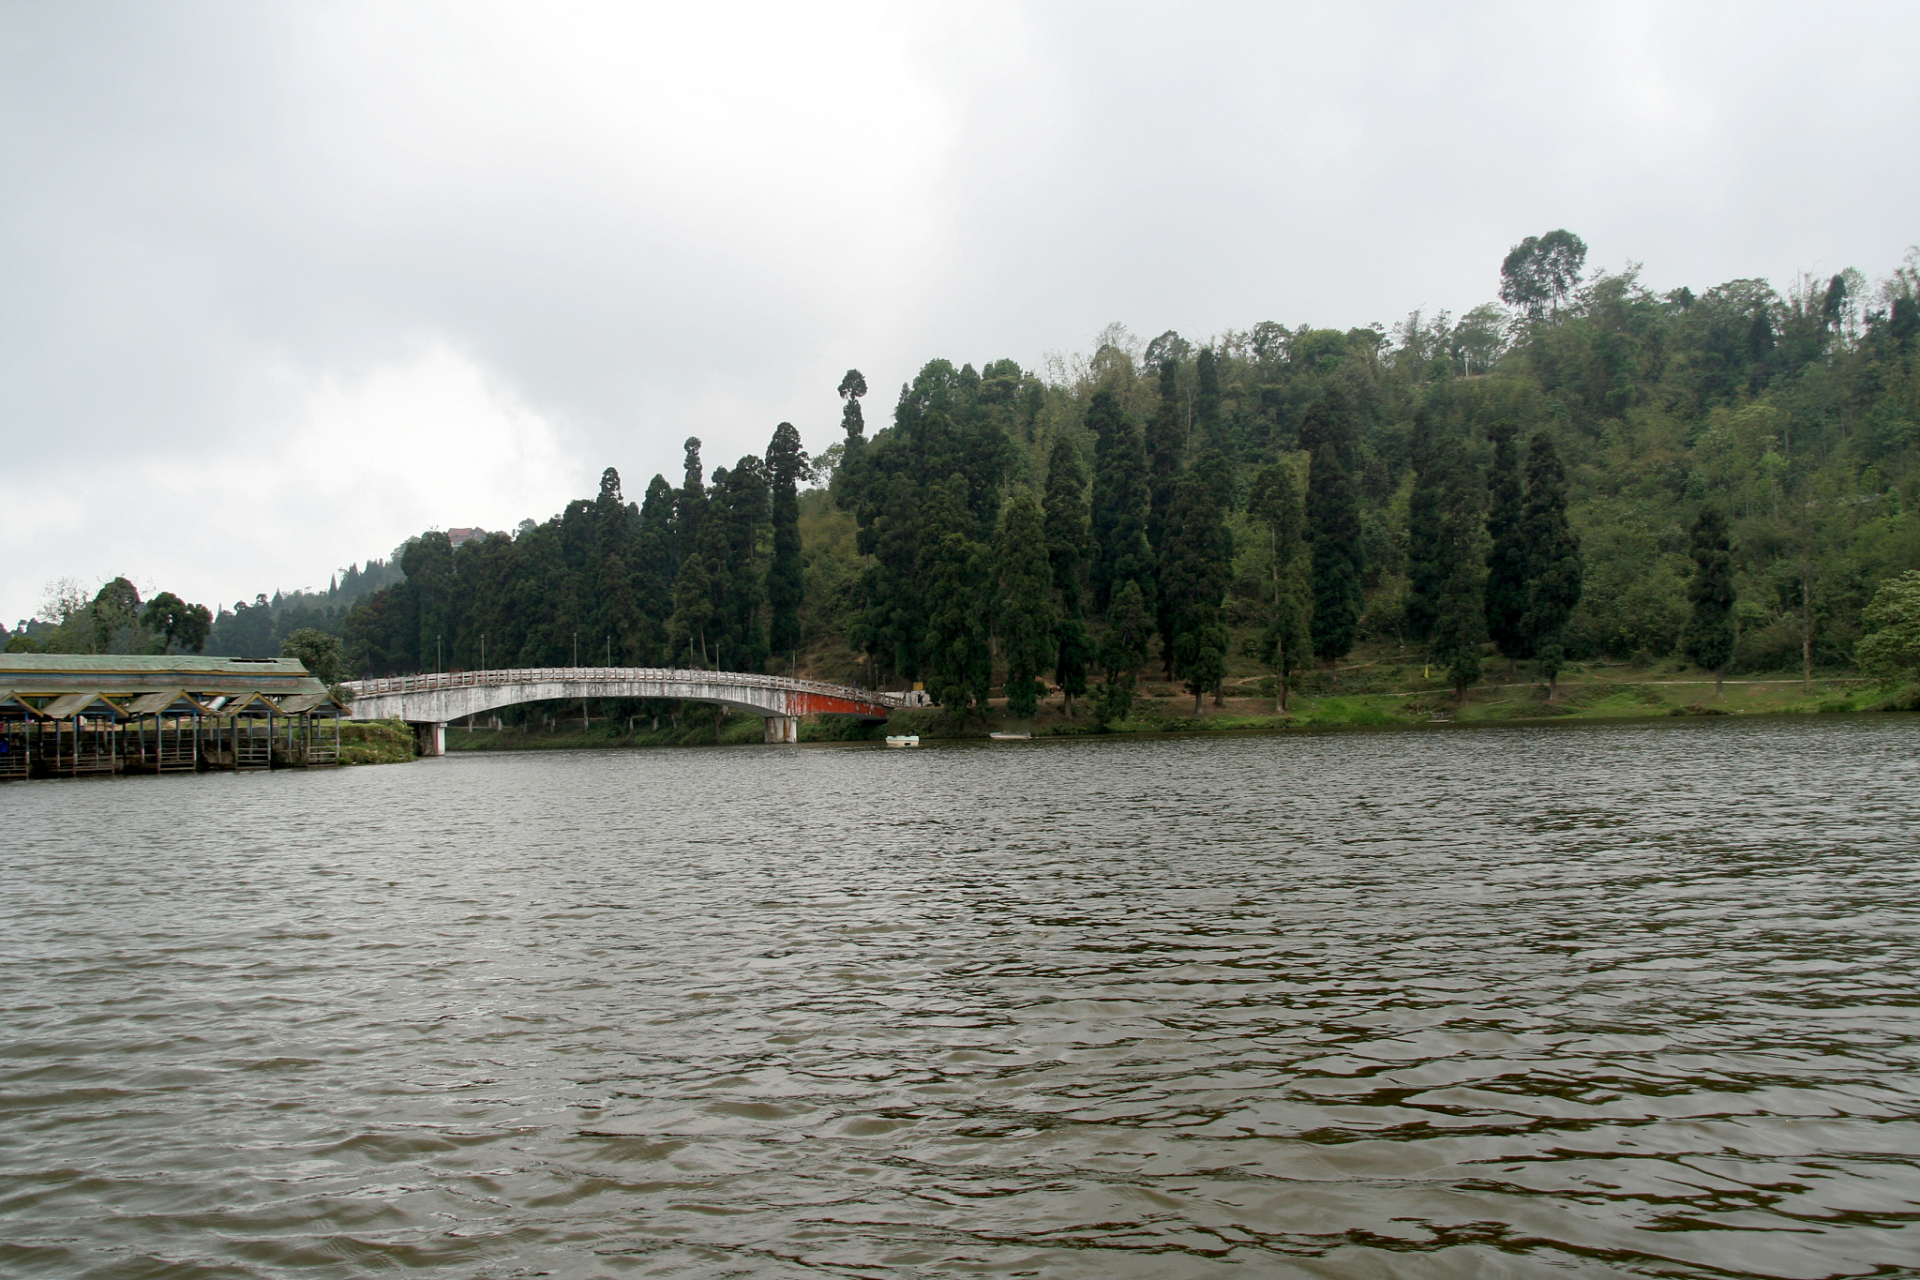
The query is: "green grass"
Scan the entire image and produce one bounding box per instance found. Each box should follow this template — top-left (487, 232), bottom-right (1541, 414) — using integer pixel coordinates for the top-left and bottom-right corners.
top-left (434, 666), bottom-right (1918, 754)
top-left (338, 719), bottom-right (416, 765)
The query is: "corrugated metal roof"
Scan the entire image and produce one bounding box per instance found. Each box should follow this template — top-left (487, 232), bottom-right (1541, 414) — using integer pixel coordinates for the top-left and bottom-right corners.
top-left (0, 654), bottom-right (327, 698)
top-left (0, 654), bottom-right (309, 674)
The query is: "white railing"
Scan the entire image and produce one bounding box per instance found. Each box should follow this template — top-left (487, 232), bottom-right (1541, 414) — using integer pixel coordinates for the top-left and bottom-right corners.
top-left (343, 667), bottom-right (910, 707)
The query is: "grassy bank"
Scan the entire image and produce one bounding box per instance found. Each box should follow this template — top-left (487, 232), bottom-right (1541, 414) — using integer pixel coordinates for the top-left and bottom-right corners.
top-left (338, 719), bottom-right (418, 765)
top-left (440, 660), bottom-right (1918, 752)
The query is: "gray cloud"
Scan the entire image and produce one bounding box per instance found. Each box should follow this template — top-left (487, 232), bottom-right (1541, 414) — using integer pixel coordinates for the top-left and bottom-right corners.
top-left (3, 0), bottom-right (1916, 621)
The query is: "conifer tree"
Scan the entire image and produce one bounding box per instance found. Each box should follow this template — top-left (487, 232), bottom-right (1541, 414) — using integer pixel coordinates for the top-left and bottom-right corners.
top-left (1307, 442), bottom-right (1364, 676)
top-left (1096, 580), bottom-right (1151, 726)
top-left (1520, 431), bottom-right (1582, 696)
top-left (668, 551), bottom-right (714, 667)
top-left (1160, 461), bottom-right (1233, 714)
top-left (1087, 387), bottom-right (1154, 617)
top-left (1194, 345), bottom-right (1225, 456)
top-left (1404, 408), bottom-right (1445, 643)
top-left (919, 476), bottom-right (991, 711)
top-left (674, 437), bottom-right (706, 567)
top-left (1043, 435), bottom-right (1095, 715)
top-left (1482, 420), bottom-right (1529, 663)
top-left (993, 494), bottom-right (1057, 717)
top-left (1247, 459), bottom-right (1311, 711)
top-left (1683, 505), bottom-right (1736, 695)
top-left (830, 369), bottom-right (868, 511)
top-left (1425, 435), bottom-right (1487, 698)
top-left (1145, 355), bottom-right (1184, 559)
top-left (764, 421), bottom-right (808, 667)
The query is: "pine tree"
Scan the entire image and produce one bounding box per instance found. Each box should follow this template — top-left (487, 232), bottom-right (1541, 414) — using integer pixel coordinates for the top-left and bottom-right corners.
top-left (1520, 431), bottom-right (1582, 696)
top-left (1096, 580), bottom-right (1151, 726)
top-left (764, 421), bottom-right (808, 667)
top-left (668, 551), bottom-right (714, 667)
top-left (1145, 355), bottom-right (1184, 560)
top-left (1043, 435), bottom-right (1094, 715)
top-left (1683, 505), bottom-right (1735, 695)
top-left (1403, 408), bottom-right (1445, 643)
top-left (919, 476), bottom-right (990, 712)
top-left (674, 437), bottom-right (706, 567)
top-left (830, 369), bottom-right (868, 512)
top-left (993, 494), bottom-right (1057, 718)
top-left (1087, 387), bottom-right (1154, 618)
top-left (1247, 459), bottom-right (1311, 712)
top-left (1194, 346), bottom-right (1226, 455)
top-left (1483, 420), bottom-right (1529, 663)
top-left (1160, 462), bottom-right (1232, 714)
top-left (1425, 436), bottom-right (1487, 698)
top-left (1307, 442), bottom-right (1364, 675)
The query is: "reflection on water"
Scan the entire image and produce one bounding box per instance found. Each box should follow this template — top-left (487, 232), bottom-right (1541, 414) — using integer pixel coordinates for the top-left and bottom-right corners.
top-left (2, 717), bottom-right (1917, 1278)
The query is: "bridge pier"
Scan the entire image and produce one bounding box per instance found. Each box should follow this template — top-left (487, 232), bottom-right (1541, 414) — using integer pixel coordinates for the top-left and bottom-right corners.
top-left (763, 715), bottom-right (798, 744)
top-left (410, 721), bottom-right (446, 756)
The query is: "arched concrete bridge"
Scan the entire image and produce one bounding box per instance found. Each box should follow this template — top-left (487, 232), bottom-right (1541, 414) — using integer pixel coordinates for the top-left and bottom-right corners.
top-left (342, 668), bottom-right (923, 753)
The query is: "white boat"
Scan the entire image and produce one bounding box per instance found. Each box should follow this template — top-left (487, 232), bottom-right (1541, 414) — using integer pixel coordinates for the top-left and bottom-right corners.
top-left (988, 731), bottom-right (1031, 740)
top-left (884, 734), bottom-right (920, 748)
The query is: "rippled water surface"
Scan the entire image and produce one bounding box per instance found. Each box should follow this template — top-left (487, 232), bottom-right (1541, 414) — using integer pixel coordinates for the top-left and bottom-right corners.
top-left (4, 717), bottom-right (1919, 1278)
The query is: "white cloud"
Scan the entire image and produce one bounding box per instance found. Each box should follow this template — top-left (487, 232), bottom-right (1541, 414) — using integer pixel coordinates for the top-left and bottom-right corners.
top-left (2, 0), bottom-right (1918, 622)
top-left (0, 340), bottom-right (576, 620)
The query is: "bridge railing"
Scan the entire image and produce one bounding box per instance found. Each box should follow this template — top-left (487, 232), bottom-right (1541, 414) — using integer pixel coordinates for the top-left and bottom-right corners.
top-left (342, 667), bottom-right (910, 708)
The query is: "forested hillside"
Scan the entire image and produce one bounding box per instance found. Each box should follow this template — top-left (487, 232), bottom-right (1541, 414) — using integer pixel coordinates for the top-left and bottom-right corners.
top-left (338, 235), bottom-right (1920, 713)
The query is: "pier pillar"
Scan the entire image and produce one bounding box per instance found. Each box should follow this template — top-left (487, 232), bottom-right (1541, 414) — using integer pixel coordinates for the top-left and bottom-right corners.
top-left (763, 715), bottom-right (798, 744)
top-left (411, 721), bottom-right (446, 756)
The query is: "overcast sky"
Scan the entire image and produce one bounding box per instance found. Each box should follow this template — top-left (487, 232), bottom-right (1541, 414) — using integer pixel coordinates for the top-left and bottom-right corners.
top-left (3, 1), bottom-right (1916, 626)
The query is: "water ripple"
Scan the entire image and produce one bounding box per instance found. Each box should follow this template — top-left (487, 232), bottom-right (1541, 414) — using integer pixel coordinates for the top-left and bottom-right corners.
top-left (2, 717), bottom-right (1917, 1277)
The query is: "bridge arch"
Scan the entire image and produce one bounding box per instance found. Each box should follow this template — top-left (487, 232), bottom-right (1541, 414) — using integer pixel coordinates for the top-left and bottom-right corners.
top-left (342, 668), bottom-right (918, 752)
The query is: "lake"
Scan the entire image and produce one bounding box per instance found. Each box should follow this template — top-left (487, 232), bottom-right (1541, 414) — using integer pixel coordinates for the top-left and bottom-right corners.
top-left (3, 716), bottom-right (1917, 1278)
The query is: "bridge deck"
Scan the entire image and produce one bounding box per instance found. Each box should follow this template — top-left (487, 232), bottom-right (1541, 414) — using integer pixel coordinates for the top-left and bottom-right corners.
top-left (342, 668), bottom-right (921, 750)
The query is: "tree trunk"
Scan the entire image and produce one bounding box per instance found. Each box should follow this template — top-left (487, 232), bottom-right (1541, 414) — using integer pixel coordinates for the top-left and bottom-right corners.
top-left (1193, 688), bottom-right (1203, 716)
top-left (1801, 573), bottom-right (1813, 691)
top-left (1715, 666), bottom-right (1725, 698)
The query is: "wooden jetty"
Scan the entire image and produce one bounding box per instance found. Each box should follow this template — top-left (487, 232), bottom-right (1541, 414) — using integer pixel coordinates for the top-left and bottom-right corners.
top-left (0, 655), bottom-right (347, 781)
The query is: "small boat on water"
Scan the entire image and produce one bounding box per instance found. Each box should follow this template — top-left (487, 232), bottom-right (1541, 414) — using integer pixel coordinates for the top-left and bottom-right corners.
top-left (988, 731), bottom-right (1031, 740)
top-left (884, 734), bottom-right (920, 748)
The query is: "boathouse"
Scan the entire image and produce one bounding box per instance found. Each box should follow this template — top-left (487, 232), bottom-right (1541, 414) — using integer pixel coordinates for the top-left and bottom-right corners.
top-left (0, 654), bottom-right (346, 780)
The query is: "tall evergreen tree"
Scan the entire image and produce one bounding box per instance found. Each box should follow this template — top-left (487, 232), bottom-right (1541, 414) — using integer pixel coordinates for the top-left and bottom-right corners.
top-left (992, 494), bottom-right (1057, 718)
top-left (1087, 387), bottom-right (1154, 617)
top-left (1425, 435), bottom-right (1487, 698)
top-left (1247, 459), bottom-right (1311, 712)
top-left (1404, 408), bottom-right (1445, 643)
top-left (1194, 346), bottom-right (1226, 455)
top-left (1483, 420), bottom-right (1529, 662)
top-left (675, 437), bottom-right (706, 567)
top-left (668, 552), bottom-right (714, 667)
top-left (1096, 580), bottom-right (1151, 726)
top-left (830, 369), bottom-right (868, 511)
top-left (634, 474), bottom-right (677, 660)
top-left (1160, 459), bottom-right (1233, 713)
top-left (764, 421), bottom-right (808, 668)
top-left (838, 368), bottom-right (867, 438)
top-left (919, 476), bottom-right (991, 711)
top-left (1043, 435), bottom-right (1094, 716)
top-left (1145, 354), bottom-right (1185, 559)
top-left (1683, 505), bottom-right (1736, 695)
top-left (1307, 442), bottom-right (1364, 675)
top-left (1520, 431), bottom-right (1582, 696)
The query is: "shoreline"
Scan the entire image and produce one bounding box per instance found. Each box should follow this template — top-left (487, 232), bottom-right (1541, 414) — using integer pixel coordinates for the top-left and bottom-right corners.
top-left (438, 674), bottom-right (1919, 754)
